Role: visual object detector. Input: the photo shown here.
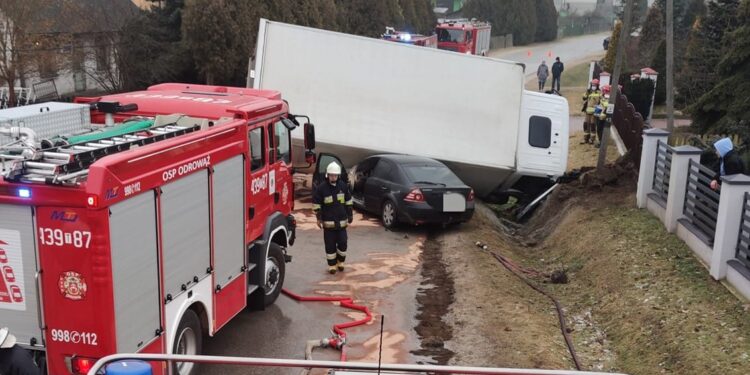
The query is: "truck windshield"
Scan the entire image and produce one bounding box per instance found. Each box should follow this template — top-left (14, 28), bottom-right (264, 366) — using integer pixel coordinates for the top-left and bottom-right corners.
top-left (437, 28), bottom-right (466, 43)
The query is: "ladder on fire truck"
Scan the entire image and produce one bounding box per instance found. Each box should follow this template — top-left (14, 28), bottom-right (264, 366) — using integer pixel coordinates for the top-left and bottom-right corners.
top-left (0, 123), bottom-right (200, 185)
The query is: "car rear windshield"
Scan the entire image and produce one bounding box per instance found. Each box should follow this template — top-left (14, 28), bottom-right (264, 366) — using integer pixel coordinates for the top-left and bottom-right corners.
top-left (402, 164), bottom-right (463, 185)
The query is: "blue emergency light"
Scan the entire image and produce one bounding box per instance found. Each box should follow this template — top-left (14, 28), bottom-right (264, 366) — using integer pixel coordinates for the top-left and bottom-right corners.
top-left (17, 188), bottom-right (30, 198)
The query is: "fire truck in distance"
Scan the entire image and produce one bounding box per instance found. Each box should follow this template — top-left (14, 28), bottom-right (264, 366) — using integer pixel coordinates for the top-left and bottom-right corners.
top-left (435, 19), bottom-right (491, 56)
top-left (0, 84), bottom-right (317, 375)
top-left (381, 27), bottom-right (437, 48)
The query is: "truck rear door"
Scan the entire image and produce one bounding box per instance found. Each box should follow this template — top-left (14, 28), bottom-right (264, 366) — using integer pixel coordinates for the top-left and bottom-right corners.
top-left (516, 90), bottom-right (569, 178)
top-left (0, 204), bottom-right (44, 347)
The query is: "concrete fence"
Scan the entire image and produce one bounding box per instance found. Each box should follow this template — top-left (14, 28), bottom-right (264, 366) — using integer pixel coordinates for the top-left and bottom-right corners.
top-left (637, 128), bottom-right (750, 300)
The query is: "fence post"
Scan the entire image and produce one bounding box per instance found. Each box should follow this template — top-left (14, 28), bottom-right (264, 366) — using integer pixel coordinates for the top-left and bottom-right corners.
top-left (637, 128), bottom-right (670, 208)
top-left (664, 146), bottom-right (702, 232)
top-left (711, 174), bottom-right (750, 280)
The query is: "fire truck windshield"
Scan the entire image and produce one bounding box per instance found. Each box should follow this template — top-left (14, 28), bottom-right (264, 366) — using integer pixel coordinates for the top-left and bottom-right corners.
top-left (437, 28), bottom-right (466, 43)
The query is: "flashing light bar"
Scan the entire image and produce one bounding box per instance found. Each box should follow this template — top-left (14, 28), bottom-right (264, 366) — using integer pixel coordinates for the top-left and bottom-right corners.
top-left (17, 188), bottom-right (30, 198)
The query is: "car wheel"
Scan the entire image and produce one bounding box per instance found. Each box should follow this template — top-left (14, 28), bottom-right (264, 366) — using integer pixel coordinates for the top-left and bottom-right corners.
top-left (381, 200), bottom-right (398, 229)
top-left (173, 309), bottom-right (202, 375)
top-left (262, 243), bottom-right (285, 307)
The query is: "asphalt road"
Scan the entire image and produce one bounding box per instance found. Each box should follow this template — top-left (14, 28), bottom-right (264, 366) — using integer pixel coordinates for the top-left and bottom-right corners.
top-left (201, 176), bottom-right (432, 374)
top-left (489, 32), bottom-right (611, 78)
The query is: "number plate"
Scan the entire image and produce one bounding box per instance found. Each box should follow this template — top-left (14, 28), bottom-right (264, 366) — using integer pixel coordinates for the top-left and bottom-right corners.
top-left (443, 193), bottom-right (466, 212)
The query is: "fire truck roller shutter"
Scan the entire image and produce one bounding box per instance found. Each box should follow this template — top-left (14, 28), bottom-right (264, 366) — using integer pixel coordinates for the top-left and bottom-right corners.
top-left (109, 191), bottom-right (160, 352)
top-left (211, 155), bottom-right (245, 289)
top-left (160, 170), bottom-right (211, 302)
top-left (0, 204), bottom-right (43, 347)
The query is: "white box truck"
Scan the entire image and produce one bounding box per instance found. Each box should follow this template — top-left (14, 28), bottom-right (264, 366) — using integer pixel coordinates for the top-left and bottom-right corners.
top-left (252, 19), bottom-right (569, 200)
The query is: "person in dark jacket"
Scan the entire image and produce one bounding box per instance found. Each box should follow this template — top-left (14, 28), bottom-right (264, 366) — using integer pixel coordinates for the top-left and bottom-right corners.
top-left (710, 137), bottom-right (745, 191)
top-left (0, 328), bottom-right (40, 375)
top-left (551, 57), bottom-right (564, 93)
top-left (312, 162), bottom-right (353, 274)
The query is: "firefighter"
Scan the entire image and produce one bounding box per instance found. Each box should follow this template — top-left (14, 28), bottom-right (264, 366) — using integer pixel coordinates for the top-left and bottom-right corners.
top-left (0, 327), bottom-right (40, 375)
top-left (312, 162), bottom-right (354, 274)
top-left (581, 79), bottom-right (601, 144)
top-left (594, 84), bottom-right (611, 148)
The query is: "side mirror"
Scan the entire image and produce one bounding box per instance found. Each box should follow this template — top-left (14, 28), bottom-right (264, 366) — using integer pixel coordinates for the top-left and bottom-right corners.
top-left (304, 123), bottom-right (316, 150)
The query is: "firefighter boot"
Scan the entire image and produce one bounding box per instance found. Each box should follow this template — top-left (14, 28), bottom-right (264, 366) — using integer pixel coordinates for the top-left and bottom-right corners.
top-left (337, 261), bottom-right (345, 272)
top-left (580, 132), bottom-right (590, 144)
top-left (328, 265), bottom-right (337, 274)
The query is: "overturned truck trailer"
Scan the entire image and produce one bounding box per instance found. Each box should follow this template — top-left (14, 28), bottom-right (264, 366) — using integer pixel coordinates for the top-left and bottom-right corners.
top-left (252, 19), bottom-right (569, 200)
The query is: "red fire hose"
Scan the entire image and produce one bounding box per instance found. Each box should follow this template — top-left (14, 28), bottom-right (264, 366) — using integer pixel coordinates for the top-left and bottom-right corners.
top-left (282, 288), bottom-right (373, 361)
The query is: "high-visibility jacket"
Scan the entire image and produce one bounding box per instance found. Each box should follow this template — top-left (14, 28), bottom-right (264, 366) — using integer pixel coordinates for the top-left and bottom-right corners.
top-left (312, 180), bottom-right (353, 230)
top-left (583, 89), bottom-right (602, 114)
top-left (596, 97), bottom-right (609, 120)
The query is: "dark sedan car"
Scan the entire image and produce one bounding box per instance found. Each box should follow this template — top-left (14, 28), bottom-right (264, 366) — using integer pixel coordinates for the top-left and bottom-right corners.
top-left (348, 154), bottom-right (474, 228)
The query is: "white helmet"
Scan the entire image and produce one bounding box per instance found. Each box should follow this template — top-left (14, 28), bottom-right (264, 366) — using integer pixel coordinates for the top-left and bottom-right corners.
top-left (326, 162), bottom-right (341, 176)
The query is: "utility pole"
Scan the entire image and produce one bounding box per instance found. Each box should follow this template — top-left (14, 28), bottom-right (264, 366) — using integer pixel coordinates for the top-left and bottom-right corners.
top-left (666, 0), bottom-right (674, 133)
top-left (598, 0), bottom-right (634, 170)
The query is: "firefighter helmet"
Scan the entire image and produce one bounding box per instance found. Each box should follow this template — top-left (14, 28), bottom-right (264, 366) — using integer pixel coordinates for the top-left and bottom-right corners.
top-left (602, 85), bottom-right (611, 93)
top-left (591, 79), bottom-right (600, 85)
top-left (326, 162), bottom-right (342, 176)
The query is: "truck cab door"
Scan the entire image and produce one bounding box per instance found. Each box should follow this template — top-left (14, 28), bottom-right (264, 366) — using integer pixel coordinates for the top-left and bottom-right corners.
top-left (313, 153), bottom-right (347, 192)
top-left (516, 90), bottom-right (569, 178)
top-left (247, 124), bottom-right (273, 240)
top-left (269, 118), bottom-right (295, 212)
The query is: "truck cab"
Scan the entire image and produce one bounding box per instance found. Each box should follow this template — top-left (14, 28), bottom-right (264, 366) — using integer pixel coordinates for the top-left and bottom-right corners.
top-left (436, 19), bottom-right (491, 55)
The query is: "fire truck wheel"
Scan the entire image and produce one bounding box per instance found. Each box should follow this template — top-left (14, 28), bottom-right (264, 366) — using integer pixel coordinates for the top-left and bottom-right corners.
top-left (263, 243), bottom-right (286, 307)
top-left (172, 309), bottom-right (202, 375)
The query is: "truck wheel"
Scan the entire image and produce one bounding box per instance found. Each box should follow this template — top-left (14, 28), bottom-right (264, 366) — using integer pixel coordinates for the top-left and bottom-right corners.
top-left (172, 309), bottom-right (202, 375)
top-left (263, 243), bottom-right (285, 307)
top-left (381, 200), bottom-right (399, 229)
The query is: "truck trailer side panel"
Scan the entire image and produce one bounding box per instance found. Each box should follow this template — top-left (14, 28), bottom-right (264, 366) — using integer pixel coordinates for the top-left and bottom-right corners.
top-left (254, 19), bottom-right (524, 171)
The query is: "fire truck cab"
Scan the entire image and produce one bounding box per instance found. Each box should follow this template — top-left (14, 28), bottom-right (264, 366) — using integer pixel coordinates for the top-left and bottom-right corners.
top-left (0, 83), bottom-right (316, 375)
top-left (435, 19), bottom-right (491, 56)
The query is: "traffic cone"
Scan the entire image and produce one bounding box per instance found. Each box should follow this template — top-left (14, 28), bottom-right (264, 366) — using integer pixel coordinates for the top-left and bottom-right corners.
top-left (547, 50), bottom-right (552, 57)
top-left (527, 50), bottom-right (532, 57)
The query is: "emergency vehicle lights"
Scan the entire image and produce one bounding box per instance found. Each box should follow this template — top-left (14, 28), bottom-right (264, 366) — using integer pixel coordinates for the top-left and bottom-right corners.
top-left (399, 33), bottom-right (412, 41)
top-left (17, 188), bottom-right (30, 198)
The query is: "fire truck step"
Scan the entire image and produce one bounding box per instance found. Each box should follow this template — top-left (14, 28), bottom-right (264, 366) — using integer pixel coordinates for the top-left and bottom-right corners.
top-left (247, 263), bottom-right (257, 273)
top-left (247, 284), bottom-right (260, 295)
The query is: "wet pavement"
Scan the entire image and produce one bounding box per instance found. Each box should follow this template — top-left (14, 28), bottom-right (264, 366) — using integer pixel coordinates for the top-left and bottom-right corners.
top-left (201, 176), bottom-right (434, 374)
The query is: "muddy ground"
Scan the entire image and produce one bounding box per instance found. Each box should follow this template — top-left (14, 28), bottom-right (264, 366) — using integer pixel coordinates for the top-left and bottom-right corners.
top-left (419, 154), bottom-right (750, 374)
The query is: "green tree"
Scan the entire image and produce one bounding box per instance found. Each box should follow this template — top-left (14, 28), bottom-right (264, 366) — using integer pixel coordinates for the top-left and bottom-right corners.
top-left (463, 0), bottom-right (540, 45)
top-left (603, 21), bottom-right (623, 73)
top-left (637, 5), bottom-right (664, 68)
top-left (689, 0), bottom-right (750, 133)
top-left (678, 0), bottom-right (741, 107)
top-left (534, 0), bottom-right (558, 42)
top-left (182, 0), bottom-right (243, 84)
top-left (651, 40), bottom-right (667, 105)
top-left (413, 0), bottom-right (437, 35)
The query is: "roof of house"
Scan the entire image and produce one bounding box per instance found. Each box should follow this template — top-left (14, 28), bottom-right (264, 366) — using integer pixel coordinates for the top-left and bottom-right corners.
top-left (24, 0), bottom-right (140, 34)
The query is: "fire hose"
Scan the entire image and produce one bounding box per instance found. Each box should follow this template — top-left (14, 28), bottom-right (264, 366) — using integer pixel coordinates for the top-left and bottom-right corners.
top-left (282, 288), bottom-right (373, 361)
top-left (474, 241), bottom-right (583, 371)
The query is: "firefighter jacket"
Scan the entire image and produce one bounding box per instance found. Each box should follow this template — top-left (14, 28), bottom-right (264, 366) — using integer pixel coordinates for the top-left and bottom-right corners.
top-left (312, 180), bottom-right (354, 230)
top-left (582, 89), bottom-right (601, 114)
top-left (596, 97), bottom-right (609, 120)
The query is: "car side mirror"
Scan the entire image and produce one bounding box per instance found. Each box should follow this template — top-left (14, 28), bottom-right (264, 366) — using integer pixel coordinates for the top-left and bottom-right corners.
top-left (304, 123), bottom-right (316, 150)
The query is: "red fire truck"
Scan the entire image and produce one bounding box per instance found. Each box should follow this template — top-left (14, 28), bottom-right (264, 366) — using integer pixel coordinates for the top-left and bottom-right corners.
top-left (381, 27), bottom-right (437, 48)
top-left (0, 83), bottom-right (317, 375)
top-left (435, 19), bottom-right (491, 55)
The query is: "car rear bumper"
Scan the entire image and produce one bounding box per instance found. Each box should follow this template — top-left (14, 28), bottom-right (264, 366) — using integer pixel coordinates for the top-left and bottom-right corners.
top-left (399, 202), bottom-right (475, 225)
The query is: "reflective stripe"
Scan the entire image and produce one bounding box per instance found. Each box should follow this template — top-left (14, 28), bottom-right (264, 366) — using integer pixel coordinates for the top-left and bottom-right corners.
top-left (345, 199), bottom-right (353, 206)
top-left (339, 220), bottom-right (348, 227)
top-left (337, 250), bottom-right (347, 257)
top-left (323, 221), bottom-right (336, 228)
top-left (324, 196), bottom-right (334, 204)
top-left (337, 193), bottom-right (346, 203)
top-left (312, 204), bottom-right (321, 211)
top-left (326, 253), bottom-right (337, 260)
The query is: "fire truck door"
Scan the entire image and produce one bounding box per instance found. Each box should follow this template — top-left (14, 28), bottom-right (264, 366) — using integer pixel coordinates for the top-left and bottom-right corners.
top-left (247, 125), bottom-right (272, 239)
top-left (109, 192), bottom-right (161, 352)
top-left (0, 204), bottom-right (43, 347)
top-left (270, 119), bottom-right (293, 210)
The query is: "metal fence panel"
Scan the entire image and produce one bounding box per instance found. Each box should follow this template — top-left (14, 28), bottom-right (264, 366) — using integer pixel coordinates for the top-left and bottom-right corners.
top-left (651, 140), bottom-right (672, 205)
top-left (683, 159), bottom-right (720, 243)
top-left (736, 193), bottom-right (750, 270)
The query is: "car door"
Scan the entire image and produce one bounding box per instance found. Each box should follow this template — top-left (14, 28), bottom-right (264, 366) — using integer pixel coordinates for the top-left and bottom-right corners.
top-left (350, 157), bottom-right (379, 207)
top-left (363, 159), bottom-right (394, 212)
top-left (313, 153), bottom-right (347, 191)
